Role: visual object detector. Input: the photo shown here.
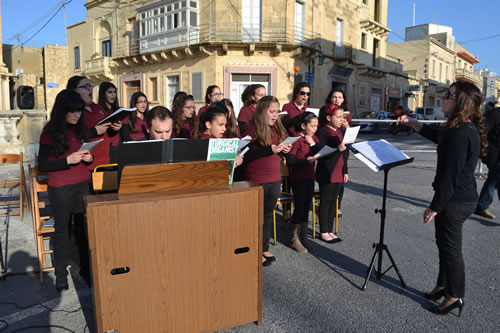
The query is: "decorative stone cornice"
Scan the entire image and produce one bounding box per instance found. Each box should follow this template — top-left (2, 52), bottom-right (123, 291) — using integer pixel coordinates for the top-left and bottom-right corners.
top-left (360, 19), bottom-right (391, 38)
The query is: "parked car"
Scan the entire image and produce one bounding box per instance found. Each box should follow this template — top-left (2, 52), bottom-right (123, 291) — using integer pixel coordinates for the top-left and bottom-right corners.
top-left (353, 111), bottom-right (391, 133)
top-left (409, 113), bottom-right (426, 120)
top-left (415, 107), bottom-right (445, 120)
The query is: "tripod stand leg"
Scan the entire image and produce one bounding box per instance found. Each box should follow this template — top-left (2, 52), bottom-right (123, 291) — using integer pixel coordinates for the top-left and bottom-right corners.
top-left (384, 247), bottom-right (406, 288)
top-left (362, 248), bottom-right (379, 290)
top-left (0, 238), bottom-right (5, 279)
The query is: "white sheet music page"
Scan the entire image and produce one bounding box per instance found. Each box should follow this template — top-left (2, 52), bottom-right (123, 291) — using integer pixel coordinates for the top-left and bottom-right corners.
top-left (342, 126), bottom-right (360, 144)
top-left (314, 145), bottom-right (337, 159)
top-left (351, 139), bottom-right (409, 168)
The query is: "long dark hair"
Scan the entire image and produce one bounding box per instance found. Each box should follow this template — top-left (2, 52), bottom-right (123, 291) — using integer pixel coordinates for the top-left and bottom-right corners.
top-left (220, 98), bottom-right (239, 138)
top-left (172, 91), bottom-right (187, 110)
top-left (241, 84), bottom-right (265, 107)
top-left (249, 96), bottom-right (287, 146)
top-left (98, 82), bottom-right (118, 113)
top-left (196, 106), bottom-right (227, 138)
top-left (204, 85), bottom-right (220, 104)
top-left (66, 75), bottom-right (87, 90)
top-left (128, 92), bottom-right (148, 133)
top-left (439, 81), bottom-right (488, 157)
top-left (172, 94), bottom-right (197, 137)
top-left (45, 90), bottom-right (89, 156)
top-left (325, 88), bottom-right (348, 110)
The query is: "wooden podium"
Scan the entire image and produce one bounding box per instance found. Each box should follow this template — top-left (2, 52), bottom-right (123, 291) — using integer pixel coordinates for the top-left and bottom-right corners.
top-left (85, 161), bottom-right (263, 332)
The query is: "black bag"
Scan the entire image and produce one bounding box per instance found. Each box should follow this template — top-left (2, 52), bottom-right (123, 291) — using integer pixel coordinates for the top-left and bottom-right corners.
top-left (482, 143), bottom-right (499, 169)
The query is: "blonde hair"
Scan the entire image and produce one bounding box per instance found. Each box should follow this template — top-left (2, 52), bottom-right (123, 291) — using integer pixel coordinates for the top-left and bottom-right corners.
top-left (249, 96), bottom-right (287, 146)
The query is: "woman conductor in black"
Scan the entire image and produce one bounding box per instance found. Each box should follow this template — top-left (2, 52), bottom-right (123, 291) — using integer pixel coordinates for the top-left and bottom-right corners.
top-left (398, 81), bottom-right (488, 316)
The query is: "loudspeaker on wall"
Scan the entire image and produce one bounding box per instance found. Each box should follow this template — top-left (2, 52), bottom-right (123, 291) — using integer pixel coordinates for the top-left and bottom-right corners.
top-left (17, 86), bottom-right (35, 109)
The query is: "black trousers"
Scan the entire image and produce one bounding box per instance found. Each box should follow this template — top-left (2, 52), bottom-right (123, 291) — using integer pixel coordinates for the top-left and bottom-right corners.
top-left (48, 181), bottom-right (90, 279)
top-left (338, 183), bottom-right (344, 210)
top-left (319, 182), bottom-right (343, 233)
top-left (261, 181), bottom-right (281, 252)
top-left (291, 179), bottom-right (315, 224)
top-left (434, 199), bottom-right (476, 298)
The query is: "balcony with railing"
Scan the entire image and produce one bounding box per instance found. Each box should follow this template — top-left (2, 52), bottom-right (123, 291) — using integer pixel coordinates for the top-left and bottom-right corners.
top-left (85, 57), bottom-right (116, 80)
top-left (332, 42), bottom-right (353, 60)
top-left (114, 23), bottom-right (320, 58)
top-left (455, 68), bottom-right (482, 84)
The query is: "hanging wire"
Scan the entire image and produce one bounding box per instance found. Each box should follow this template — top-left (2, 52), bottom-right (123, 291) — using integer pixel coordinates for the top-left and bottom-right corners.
top-left (21, 1), bottom-right (73, 46)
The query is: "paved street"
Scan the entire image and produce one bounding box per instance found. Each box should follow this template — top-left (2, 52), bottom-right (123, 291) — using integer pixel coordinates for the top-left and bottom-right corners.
top-left (1, 132), bottom-right (499, 333)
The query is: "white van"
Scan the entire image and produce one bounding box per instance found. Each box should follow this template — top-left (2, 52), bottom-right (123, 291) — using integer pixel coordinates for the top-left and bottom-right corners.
top-left (415, 107), bottom-right (445, 120)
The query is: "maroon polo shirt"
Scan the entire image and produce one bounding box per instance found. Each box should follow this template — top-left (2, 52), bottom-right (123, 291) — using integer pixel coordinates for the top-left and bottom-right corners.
top-left (39, 127), bottom-right (91, 187)
top-left (325, 126), bottom-right (344, 183)
top-left (198, 104), bottom-right (209, 115)
top-left (84, 103), bottom-right (110, 170)
top-left (122, 117), bottom-right (148, 141)
top-left (237, 104), bottom-right (256, 123)
top-left (282, 102), bottom-right (310, 120)
top-left (288, 135), bottom-right (319, 180)
top-left (199, 133), bottom-right (216, 139)
top-left (243, 123), bottom-right (281, 184)
top-left (179, 119), bottom-right (193, 139)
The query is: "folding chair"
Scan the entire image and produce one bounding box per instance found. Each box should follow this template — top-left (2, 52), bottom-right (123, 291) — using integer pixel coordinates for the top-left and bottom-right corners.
top-left (0, 153), bottom-right (29, 220)
top-left (272, 158), bottom-right (294, 245)
top-left (92, 163), bottom-right (119, 193)
top-left (29, 165), bottom-right (55, 283)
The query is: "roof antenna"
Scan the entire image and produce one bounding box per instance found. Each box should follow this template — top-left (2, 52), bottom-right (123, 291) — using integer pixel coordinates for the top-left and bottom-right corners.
top-left (413, 3), bottom-right (415, 26)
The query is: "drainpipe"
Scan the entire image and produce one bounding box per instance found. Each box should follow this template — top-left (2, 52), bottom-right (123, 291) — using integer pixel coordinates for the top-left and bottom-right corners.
top-left (352, 83), bottom-right (358, 117)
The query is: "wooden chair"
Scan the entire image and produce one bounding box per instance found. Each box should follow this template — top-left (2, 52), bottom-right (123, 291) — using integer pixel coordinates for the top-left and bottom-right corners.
top-left (0, 153), bottom-right (29, 220)
top-left (29, 165), bottom-right (55, 283)
top-left (92, 163), bottom-right (119, 193)
top-left (312, 190), bottom-right (339, 238)
top-left (272, 158), bottom-right (294, 245)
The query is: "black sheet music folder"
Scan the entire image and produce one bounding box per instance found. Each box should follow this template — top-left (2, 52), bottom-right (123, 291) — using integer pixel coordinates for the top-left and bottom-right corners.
top-left (114, 139), bottom-right (210, 169)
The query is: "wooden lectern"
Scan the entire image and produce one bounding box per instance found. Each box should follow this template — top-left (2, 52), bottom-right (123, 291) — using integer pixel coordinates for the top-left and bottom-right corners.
top-left (85, 161), bottom-right (263, 332)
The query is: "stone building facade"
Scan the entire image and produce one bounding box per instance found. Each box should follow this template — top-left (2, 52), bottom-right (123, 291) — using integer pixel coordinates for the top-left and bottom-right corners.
top-left (387, 23), bottom-right (484, 111)
top-left (68, 0), bottom-right (408, 117)
top-left (2, 44), bottom-right (68, 112)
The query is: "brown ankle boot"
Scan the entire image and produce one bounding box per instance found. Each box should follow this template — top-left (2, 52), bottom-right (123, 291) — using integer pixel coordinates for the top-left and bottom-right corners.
top-left (291, 225), bottom-right (308, 253)
top-left (299, 223), bottom-right (312, 251)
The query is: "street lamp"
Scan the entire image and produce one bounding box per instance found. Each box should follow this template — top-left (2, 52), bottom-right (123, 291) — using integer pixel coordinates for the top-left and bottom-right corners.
top-left (306, 42), bottom-right (322, 104)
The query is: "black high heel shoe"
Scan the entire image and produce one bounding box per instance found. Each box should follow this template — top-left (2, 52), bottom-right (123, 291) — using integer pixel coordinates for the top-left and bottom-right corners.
top-left (430, 298), bottom-right (464, 317)
top-left (423, 288), bottom-right (446, 301)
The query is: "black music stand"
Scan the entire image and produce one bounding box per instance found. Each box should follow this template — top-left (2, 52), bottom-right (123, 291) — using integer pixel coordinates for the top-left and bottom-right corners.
top-left (347, 140), bottom-right (413, 290)
top-left (0, 237), bottom-right (5, 279)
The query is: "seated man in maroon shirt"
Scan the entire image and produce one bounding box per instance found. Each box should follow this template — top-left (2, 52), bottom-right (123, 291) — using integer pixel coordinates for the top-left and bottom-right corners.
top-left (145, 106), bottom-right (174, 140)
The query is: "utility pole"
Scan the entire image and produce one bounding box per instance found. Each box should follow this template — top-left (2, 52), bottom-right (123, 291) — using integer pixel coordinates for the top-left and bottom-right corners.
top-left (60, 2), bottom-right (69, 83)
top-left (15, 34), bottom-right (22, 86)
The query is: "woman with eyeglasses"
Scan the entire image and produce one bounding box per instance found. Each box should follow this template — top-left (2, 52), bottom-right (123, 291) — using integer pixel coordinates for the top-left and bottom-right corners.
top-left (67, 76), bottom-right (121, 171)
top-left (198, 85), bottom-right (223, 115)
top-left (173, 94), bottom-right (198, 138)
top-left (397, 81), bottom-right (488, 317)
top-left (282, 82), bottom-right (311, 132)
top-left (121, 92), bottom-right (149, 142)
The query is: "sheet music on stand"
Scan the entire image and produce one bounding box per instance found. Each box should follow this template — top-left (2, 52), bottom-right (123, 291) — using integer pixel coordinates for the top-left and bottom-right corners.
top-left (350, 139), bottom-right (411, 172)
